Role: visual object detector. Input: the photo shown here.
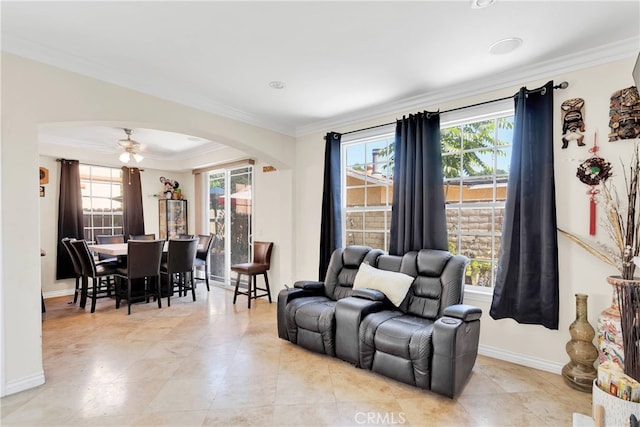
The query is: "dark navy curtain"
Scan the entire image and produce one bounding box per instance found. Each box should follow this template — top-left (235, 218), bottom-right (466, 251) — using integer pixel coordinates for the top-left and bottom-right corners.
top-left (319, 132), bottom-right (342, 280)
top-left (56, 159), bottom-right (84, 280)
top-left (490, 81), bottom-right (559, 330)
top-left (122, 167), bottom-right (145, 240)
top-left (389, 112), bottom-right (448, 255)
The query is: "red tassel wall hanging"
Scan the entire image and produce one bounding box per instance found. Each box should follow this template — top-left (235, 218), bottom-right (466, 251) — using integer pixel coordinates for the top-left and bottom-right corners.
top-left (576, 133), bottom-right (612, 235)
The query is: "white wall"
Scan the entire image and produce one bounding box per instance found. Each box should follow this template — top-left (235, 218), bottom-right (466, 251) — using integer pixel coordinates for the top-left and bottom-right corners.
top-left (294, 57), bottom-right (638, 373)
top-left (1, 53), bottom-right (295, 396)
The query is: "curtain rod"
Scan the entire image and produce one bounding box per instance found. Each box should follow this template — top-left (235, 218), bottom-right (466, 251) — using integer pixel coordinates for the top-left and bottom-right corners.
top-left (338, 81), bottom-right (569, 137)
top-left (56, 158), bottom-right (144, 171)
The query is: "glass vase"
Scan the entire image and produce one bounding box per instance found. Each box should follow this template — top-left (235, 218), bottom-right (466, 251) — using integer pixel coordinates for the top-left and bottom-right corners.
top-left (562, 293), bottom-right (598, 393)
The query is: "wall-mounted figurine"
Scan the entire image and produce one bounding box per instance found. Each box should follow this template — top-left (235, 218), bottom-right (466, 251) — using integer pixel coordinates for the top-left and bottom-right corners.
top-left (609, 86), bottom-right (640, 141)
top-left (561, 97), bottom-right (586, 149)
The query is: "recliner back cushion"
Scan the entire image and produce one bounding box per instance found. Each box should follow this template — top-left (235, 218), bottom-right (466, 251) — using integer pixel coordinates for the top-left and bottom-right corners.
top-left (324, 246), bottom-right (377, 301)
top-left (402, 250), bottom-right (465, 319)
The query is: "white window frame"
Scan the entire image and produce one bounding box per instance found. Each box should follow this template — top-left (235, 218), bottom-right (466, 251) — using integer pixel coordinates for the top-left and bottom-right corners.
top-left (441, 99), bottom-right (514, 302)
top-left (342, 125), bottom-right (395, 251)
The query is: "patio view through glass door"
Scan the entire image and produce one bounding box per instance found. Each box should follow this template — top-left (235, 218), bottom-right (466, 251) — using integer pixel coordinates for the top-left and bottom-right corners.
top-left (208, 166), bottom-right (253, 287)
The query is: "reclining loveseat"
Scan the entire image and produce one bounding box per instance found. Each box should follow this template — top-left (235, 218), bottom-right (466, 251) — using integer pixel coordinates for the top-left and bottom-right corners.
top-left (277, 245), bottom-right (482, 398)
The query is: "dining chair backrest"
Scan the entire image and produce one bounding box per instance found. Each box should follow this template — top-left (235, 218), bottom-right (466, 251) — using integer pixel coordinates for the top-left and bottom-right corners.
top-left (96, 234), bottom-right (125, 244)
top-left (126, 240), bottom-right (165, 279)
top-left (95, 234), bottom-right (125, 260)
top-left (129, 234), bottom-right (156, 241)
top-left (253, 241), bottom-right (274, 269)
top-left (70, 239), bottom-right (98, 278)
top-left (196, 234), bottom-right (213, 261)
top-left (166, 238), bottom-right (199, 274)
top-left (176, 234), bottom-right (195, 239)
top-left (61, 237), bottom-right (82, 276)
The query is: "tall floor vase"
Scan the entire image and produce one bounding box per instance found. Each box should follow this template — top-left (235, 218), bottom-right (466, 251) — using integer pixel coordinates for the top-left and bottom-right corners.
top-left (597, 276), bottom-right (630, 369)
top-left (562, 293), bottom-right (598, 392)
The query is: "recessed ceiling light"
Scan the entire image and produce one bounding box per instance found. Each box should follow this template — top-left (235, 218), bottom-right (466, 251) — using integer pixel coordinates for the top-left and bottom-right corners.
top-left (471, 0), bottom-right (495, 9)
top-left (489, 37), bottom-right (523, 55)
top-left (268, 81), bottom-right (285, 89)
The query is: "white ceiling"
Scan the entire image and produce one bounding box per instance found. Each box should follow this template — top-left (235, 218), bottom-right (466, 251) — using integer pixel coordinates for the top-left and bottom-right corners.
top-left (2, 1), bottom-right (639, 162)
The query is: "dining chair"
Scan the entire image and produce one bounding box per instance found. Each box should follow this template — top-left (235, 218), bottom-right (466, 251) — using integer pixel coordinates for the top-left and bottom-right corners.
top-left (61, 237), bottom-right (83, 305)
top-left (95, 234), bottom-right (124, 288)
top-left (129, 233), bottom-right (156, 241)
top-left (114, 240), bottom-right (165, 315)
top-left (95, 234), bottom-right (125, 262)
top-left (160, 238), bottom-right (199, 306)
top-left (231, 241), bottom-right (274, 308)
top-left (194, 234), bottom-right (214, 291)
top-left (70, 239), bottom-right (118, 313)
top-left (176, 234), bottom-right (195, 239)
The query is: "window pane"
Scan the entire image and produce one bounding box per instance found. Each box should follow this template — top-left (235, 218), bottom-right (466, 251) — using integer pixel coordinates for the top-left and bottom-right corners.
top-left (365, 185), bottom-right (388, 207)
top-left (363, 232), bottom-right (385, 250)
top-left (346, 231), bottom-right (364, 246)
top-left (346, 187), bottom-right (365, 208)
top-left (364, 211), bottom-right (385, 231)
top-left (346, 211), bottom-right (364, 231)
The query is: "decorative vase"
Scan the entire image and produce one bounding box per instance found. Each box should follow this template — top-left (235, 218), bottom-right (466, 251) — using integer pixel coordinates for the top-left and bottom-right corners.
top-left (597, 276), bottom-right (632, 369)
top-left (562, 293), bottom-right (598, 393)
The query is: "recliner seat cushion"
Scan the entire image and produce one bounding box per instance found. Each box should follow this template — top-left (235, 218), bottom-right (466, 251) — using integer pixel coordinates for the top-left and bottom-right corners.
top-left (361, 313), bottom-right (435, 388)
top-left (285, 296), bottom-right (337, 355)
top-left (294, 300), bottom-right (337, 332)
top-left (373, 315), bottom-right (434, 359)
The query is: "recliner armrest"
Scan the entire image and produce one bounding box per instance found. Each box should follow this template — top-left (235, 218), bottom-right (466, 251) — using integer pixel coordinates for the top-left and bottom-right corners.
top-left (352, 288), bottom-right (386, 301)
top-left (293, 280), bottom-right (324, 291)
top-left (277, 286), bottom-right (324, 341)
top-left (442, 304), bottom-right (482, 322)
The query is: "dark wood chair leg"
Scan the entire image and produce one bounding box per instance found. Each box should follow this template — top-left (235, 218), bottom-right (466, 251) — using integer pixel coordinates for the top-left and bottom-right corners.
top-left (248, 274), bottom-right (255, 309)
top-left (204, 262), bottom-right (210, 291)
top-left (190, 271), bottom-right (196, 302)
top-left (233, 273), bottom-right (241, 304)
top-left (90, 279), bottom-right (98, 313)
top-left (264, 273), bottom-right (272, 303)
top-left (80, 276), bottom-right (88, 309)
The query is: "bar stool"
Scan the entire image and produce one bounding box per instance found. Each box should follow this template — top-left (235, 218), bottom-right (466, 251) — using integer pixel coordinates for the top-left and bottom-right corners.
top-left (231, 241), bottom-right (273, 308)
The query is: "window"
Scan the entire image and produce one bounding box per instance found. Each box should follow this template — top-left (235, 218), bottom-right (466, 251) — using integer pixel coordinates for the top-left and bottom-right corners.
top-left (442, 106), bottom-right (513, 291)
top-left (341, 101), bottom-right (513, 292)
top-left (80, 164), bottom-right (123, 242)
top-left (342, 129), bottom-right (395, 251)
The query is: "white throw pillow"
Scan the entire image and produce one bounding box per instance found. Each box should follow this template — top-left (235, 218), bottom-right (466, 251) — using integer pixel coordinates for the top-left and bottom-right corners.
top-left (353, 262), bottom-right (414, 307)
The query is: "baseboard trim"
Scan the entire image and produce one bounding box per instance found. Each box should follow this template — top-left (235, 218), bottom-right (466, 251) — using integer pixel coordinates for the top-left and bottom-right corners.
top-left (42, 289), bottom-right (75, 299)
top-left (3, 371), bottom-right (45, 397)
top-left (478, 344), bottom-right (564, 375)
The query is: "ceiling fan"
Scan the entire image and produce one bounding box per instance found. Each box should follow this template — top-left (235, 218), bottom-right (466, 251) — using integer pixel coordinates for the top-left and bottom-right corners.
top-left (118, 128), bottom-right (144, 163)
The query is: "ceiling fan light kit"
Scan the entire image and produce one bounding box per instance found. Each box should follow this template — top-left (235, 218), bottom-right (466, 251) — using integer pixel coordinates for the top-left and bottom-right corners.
top-left (118, 128), bottom-right (143, 163)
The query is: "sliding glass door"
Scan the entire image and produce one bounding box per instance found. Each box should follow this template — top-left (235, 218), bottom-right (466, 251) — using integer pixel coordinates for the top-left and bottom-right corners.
top-left (208, 166), bottom-right (253, 287)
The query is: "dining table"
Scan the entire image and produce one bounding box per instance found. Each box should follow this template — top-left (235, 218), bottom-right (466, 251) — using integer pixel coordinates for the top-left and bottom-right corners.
top-left (88, 241), bottom-right (203, 257)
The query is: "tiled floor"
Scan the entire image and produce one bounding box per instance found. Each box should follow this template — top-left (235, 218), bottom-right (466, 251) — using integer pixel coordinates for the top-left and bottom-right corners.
top-left (2, 285), bottom-right (592, 426)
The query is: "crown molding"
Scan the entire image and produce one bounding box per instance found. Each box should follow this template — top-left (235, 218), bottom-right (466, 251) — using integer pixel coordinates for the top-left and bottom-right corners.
top-left (5, 33), bottom-right (638, 140)
top-left (294, 37), bottom-right (640, 137)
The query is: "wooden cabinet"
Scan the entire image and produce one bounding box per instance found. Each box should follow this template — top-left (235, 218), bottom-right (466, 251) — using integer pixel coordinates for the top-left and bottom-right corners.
top-left (159, 199), bottom-right (187, 239)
